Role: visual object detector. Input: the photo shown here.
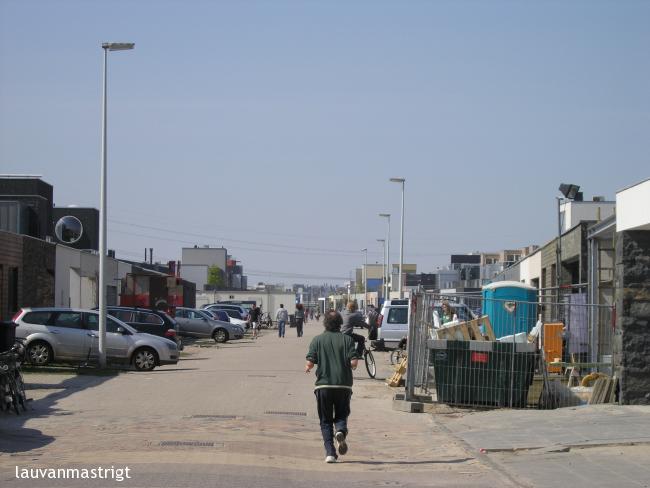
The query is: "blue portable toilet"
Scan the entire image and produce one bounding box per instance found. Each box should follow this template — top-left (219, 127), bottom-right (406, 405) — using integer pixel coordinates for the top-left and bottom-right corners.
top-left (482, 281), bottom-right (538, 339)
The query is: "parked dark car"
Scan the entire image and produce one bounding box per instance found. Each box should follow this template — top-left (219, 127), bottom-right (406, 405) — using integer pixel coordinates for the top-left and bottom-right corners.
top-left (102, 306), bottom-right (183, 350)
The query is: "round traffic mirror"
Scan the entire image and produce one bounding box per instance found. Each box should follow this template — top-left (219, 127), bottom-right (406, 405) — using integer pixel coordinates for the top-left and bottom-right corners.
top-left (55, 216), bottom-right (83, 244)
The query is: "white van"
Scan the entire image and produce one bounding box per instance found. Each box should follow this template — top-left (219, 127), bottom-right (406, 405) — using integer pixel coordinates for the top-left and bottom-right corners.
top-left (373, 299), bottom-right (410, 349)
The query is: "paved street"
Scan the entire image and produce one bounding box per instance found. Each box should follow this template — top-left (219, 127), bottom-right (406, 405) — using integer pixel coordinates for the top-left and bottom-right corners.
top-left (0, 320), bottom-right (513, 488)
top-left (439, 404), bottom-right (650, 488)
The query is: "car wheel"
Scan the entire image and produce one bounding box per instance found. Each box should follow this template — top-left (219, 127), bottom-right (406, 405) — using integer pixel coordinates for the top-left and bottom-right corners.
top-left (27, 341), bottom-right (52, 366)
top-left (132, 347), bottom-right (158, 371)
top-left (213, 328), bottom-right (228, 343)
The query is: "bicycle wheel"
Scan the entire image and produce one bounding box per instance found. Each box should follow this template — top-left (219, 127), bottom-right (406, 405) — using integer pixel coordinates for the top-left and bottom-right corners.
top-left (0, 375), bottom-right (9, 411)
top-left (364, 350), bottom-right (376, 378)
top-left (4, 374), bottom-right (20, 415)
top-left (13, 371), bottom-right (27, 412)
top-left (391, 349), bottom-right (406, 365)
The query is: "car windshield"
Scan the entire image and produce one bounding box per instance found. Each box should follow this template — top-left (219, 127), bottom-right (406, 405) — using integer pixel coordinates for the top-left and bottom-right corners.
top-left (225, 310), bottom-right (243, 319)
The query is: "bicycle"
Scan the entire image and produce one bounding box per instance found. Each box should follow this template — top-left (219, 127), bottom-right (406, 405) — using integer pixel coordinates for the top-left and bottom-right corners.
top-left (259, 313), bottom-right (274, 329)
top-left (359, 341), bottom-right (376, 379)
top-left (390, 337), bottom-right (407, 366)
top-left (0, 339), bottom-right (28, 415)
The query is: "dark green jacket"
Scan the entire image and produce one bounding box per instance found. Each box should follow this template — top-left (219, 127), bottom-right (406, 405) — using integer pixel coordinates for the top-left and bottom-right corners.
top-left (306, 331), bottom-right (358, 390)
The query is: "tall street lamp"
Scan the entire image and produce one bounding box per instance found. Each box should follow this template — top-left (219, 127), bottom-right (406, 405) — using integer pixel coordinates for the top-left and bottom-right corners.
top-left (379, 213), bottom-right (391, 299)
top-left (99, 41), bottom-right (134, 368)
top-left (361, 248), bottom-right (368, 312)
top-left (376, 238), bottom-right (386, 303)
top-left (390, 177), bottom-right (406, 298)
top-left (556, 183), bottom-right (581, 297)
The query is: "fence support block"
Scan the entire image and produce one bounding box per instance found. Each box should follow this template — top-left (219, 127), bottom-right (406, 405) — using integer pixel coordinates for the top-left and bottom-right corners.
top-left (392, 393), bottom-right (432, 413)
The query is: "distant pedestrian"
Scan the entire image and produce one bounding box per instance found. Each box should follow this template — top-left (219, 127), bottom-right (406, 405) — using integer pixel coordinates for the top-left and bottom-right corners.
top-left (366, 304), bottom-right (379, 341)
top-left (276, 304), bottom-right (288, 338)
top-left (249, 304), bottom-right (261, 339)
top-left (304, 308), bottom-right (309, 324)
top-left (305, 310), bottom-right (359, 463)
top-left (295, 304), bottom-right (305, 337)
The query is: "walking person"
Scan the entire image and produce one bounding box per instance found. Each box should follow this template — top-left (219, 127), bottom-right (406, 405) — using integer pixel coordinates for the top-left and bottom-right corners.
top-left (249, 303), bottom-right (260, 339)
top-left (295, 303), bottom-right (305, 337)
top-left (275, 303), bottom-right (288, 338)
top-left (305, 310), bottom-right (359, 463)
top-left (366, 304), bottom-right (379, 341)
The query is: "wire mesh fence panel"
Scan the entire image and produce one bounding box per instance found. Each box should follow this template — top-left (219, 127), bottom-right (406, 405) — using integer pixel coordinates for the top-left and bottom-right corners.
top-left (405, 290), bottom-right (616, 409)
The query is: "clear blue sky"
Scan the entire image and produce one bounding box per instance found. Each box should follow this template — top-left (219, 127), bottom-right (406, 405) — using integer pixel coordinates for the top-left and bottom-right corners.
top-left (1, 0), bottom-right (648, 284)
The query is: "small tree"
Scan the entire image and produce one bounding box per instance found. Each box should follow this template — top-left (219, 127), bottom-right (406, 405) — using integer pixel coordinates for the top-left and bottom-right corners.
top-left (207, 265), bottom-right (225, 290)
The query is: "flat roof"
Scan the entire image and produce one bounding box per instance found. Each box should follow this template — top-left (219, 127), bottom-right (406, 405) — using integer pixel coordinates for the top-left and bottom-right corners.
top-left (617, 177), bottom-right (650, 194)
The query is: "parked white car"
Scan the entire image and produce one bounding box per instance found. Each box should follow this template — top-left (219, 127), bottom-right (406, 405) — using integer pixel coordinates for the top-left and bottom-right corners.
top-left (374, 299), bottom-right (410, 349)
top-left (13, 308), bottom-right (179, 371)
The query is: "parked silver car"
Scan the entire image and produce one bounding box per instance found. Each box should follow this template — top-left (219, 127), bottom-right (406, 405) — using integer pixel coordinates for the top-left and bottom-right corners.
top-left (13, 308), bottom-right (179, 371)
top-left (175, 307), bottom-right (243, 343)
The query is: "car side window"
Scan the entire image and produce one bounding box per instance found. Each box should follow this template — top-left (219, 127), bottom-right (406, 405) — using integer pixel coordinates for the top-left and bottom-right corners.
top-left (86, 313), bottom-right (128, 334)
top-left (138, 312), bottom-right (163, 325)
top-left (387, 308), bottom-right (408, 324)
top-left (109, 310), bottom-right (133, 322)
top-left (52, 312), bottom-right (83, 329)
top-left (22, 312), bottom-right (53, 325)
top-left (86, 314), bottom-right (99, 331)
top-left (176, 309), bottom-right (187, 319)
top-left (106, 317), bottom-right (124, 333)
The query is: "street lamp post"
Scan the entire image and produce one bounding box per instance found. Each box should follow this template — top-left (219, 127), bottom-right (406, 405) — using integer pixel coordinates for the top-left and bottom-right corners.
top-left (99, 41), bottom-right (134, 368)
top-left (556, 183), bottom-right (581, 300)
top-left (390, 178), bottom-right (406, 299)
top-left (379, 213), bottom-right (391, 300)
top-left (376, 239), bottom-right (385, 303)
top-left (361, 248), bottom-right (368, 312)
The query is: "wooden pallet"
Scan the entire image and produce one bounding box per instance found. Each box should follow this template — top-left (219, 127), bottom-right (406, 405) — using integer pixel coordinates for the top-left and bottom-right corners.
top-left (435, 316), bottom-right (495, 341)
top-left (589, 376), bottom-right (618, 404)
top-left (386, 358), bottom-right (408, 387)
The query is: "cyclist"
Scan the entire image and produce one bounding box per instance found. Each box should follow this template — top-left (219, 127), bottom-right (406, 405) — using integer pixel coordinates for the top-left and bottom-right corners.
top-left (341, 301), bottom-right (367, 357)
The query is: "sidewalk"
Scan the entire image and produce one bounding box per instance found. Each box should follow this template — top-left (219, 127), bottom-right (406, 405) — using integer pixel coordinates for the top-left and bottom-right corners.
top-left (434, 404), bottom-right (650, 487)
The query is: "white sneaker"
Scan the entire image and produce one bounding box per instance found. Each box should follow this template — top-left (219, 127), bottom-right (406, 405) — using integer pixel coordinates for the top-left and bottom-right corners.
top-left (325, 455), bottom-right (337, 463)
top-left (335, 431), bottom-right (348, 455)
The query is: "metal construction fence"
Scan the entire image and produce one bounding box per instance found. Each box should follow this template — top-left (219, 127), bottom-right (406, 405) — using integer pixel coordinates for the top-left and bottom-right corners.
top-left (405, 290), bottom-right (615, 409)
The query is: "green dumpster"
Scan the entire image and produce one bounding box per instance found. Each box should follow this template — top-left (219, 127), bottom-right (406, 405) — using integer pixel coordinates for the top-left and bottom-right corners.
top-left (429, 339), bottom-right (536, 408)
